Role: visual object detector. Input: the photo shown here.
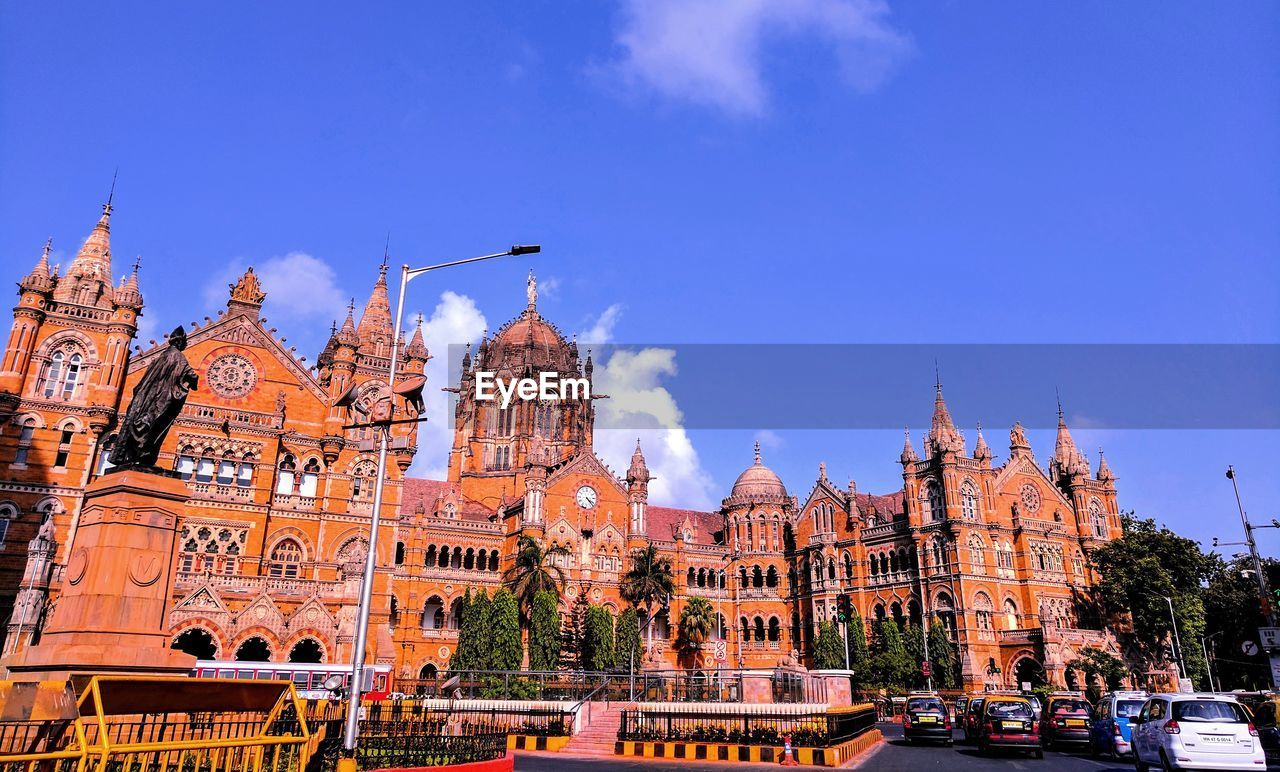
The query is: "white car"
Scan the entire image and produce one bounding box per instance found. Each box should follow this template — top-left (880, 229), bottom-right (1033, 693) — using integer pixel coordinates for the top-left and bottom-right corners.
top-left (1131, 693), bottom-right (1265, 771)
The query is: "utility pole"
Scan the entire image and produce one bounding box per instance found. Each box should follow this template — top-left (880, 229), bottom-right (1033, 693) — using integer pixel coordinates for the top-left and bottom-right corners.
top-left (1227, 466), bottom-right (1279, 691)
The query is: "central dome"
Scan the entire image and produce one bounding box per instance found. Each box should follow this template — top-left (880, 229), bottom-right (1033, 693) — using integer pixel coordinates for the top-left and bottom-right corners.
top-left (730, 443), bottom-right (787, 499)
top-left (485, 307), bottom-right (576, 375)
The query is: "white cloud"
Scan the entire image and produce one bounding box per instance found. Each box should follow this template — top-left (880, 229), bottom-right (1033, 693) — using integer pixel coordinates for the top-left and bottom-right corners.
top-left (603, 0), bottom-right (912, 116)
top-left (203, 252), bottom-right (348, 325)
top-left (593, 347), bottom-right (718, 510)
top-left (580, 303), bottom-right (624, 344)
top-left (135, 312), bottom-right (162, 347)
top-left (537, 276), bottom-right (562, 302)
top-left (406, 291), bottom-right (488, 480)
top-left (754, 429), bottom-right (785, 450)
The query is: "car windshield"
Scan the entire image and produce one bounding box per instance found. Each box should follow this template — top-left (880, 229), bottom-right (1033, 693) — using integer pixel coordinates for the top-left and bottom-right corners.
top-left (988, 701), bottom-right (1034, 719)
top-left (1052, 699), bottom-right (1091, 715)
top-left (1173, 701), bottom-right (1249, 723)
top-left (908, 698), bottom-right (945, 712)
top-left (1115, 700), bottom-right (1144, 718)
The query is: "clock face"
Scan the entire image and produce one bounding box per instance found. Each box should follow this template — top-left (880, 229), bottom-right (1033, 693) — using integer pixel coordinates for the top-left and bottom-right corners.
top-left (576, 485), bottom-right (597, 509)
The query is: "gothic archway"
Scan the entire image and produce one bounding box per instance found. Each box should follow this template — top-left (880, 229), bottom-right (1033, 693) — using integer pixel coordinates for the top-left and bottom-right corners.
top-left (235, 636), bottom-right (272, 662)
top-left (288, 638), bottom-right (323, 663)
top-left (1012, 656), bottom-right (1047, 689)
top-left (172, 628), bottom-right (218, 660)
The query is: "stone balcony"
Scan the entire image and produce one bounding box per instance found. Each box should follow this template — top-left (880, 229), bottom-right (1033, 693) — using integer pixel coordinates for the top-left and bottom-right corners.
top-left (175, 571), bottom-right (348, 599)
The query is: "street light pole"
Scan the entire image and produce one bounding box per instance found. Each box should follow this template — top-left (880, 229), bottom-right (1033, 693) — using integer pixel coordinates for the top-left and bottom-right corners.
top-left (1227, 467), bottom-right (1275, 627)
top-left (342, 245), bottom-right (539, 754)
top-left (1200, 631), bottom-right (1223, 692)
top-left (1156, 593), bottom-right (1187, 684)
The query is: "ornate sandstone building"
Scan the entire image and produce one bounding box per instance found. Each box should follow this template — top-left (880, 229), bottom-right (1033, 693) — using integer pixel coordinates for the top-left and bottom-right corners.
top-left (0, 202), bottom-right (1124, 691)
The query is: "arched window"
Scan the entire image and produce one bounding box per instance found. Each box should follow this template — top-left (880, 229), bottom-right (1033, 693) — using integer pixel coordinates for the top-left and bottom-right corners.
top-left (765, 566), bottom-right (779, 588)
top-left (97, 435), bottom-right (118, 475)
top-left (423, 596), bottom-right (444, 630)
top-left (1088, 499), bottom-right (1107, 538)
top-left (268, 538), bottom-right (304, 579)
top-left (969, 536), bottom-right (986, 574)
top-left (237, 453), bottom-right (255, 487)
top-left (299, 458), bottom-right (321, 497)
top-left (216, 452), bottom-right (236, 485)
top-left (1003, 599), bottom-right (1019, 630)
top-left (752, 565), bottom-right (763, 588)
top-left (739, 616), bottom-right (750, 642)
top-left (42, 352), bottom-right (64, 398)
top-left (921, 480), bottom-right (943, 522)
top-left (276, 455), bottom-right (297, 495)
top-left (288, 638), bottom-right (323, 663)
top-left (973, 593), bottom-right (994, 639)
top-left (352, 461), bottom-right (376, 500)
top-left (172, 628), bottom-right (218, 659)
top-left (390, 596), bottom-right (401, 627)
top-left (753, 616), bottom-right (765, 642)
top-left (395, 542), bottom-right (405, 565)
top-left (960, 481), bottom-right (979, 520)
top-left (869, 554), bottom-right (879, 578)
top-left (194, 448), bottom-right (215, 483)
top-left (235, 636), bottom-right (272, 662)
top-left (826, 558), bottom-right (836, 581)
top-left (843, 552), bottom-right (853, 579)
top-left (14, 417), bottom-right (37, 466)
top-left (767, 617), bottom-right (781, 642)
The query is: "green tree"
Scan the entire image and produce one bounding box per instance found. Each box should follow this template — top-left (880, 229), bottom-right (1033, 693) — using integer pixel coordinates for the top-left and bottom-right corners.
top-left (1089, 514), bottom-right (1211, 687)
top-left (813, 621), bottom-right (845, 670)
top-left (528, 590), bottom-right (561, 672)
top-left (928, 620), bottom-right (957, 690)
top-left (903, 622), bottom-right (925, 687)
top-left (845, 611), bottom-right (871, 690)
top-left (451, 589), bottom-right (490, 672)
top-left (615, 606), bottom-right (642, 672)
top-left (503, 535), bottom-right (569, 622)
top-left (678, 596), bottom-right (716, 651)
top-left (581, 605), bottom-right (616, 671)
top-left (872, 618), bottom-right (913, 692)
top-left (620, 544), bottom-right (674, 653)
top-left (560, 588), bottom-right (591, 670)
top-left (1067, 647), bottom-right (1128, 703)
top-left (1203, 555), bottom-right (1280, 690)
top-left (490, 588), bottom-right (524, 671)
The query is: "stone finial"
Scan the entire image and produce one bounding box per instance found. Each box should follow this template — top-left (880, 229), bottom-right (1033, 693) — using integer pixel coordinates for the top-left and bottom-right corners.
top-left (228, 266), bottom-right (267, 306)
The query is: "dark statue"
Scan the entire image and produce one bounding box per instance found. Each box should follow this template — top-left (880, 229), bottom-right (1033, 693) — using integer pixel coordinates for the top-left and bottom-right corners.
top-left (109, 326), bottom-right (199, 469)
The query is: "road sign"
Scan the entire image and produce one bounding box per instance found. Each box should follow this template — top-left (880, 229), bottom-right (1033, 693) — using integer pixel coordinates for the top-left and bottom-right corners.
top-left (921, 661), bottom-right (932, 677)
top-left (1271, 654), bottom-right (1280, 690)
top-left (1259, 627), bottom-right (1280, 650)
top-left (1243, 640), bottom-right (1261, 656)
top-left (712, 639), bottom-right (728, 663)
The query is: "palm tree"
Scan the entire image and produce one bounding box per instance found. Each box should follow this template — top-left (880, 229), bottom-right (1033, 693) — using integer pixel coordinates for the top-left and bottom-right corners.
top-left (679, 596), bottom-right (716, 652)
top-left (503, 535), bottom-right (569, 622)
top-left (620, 544), bottom-right (675, 654)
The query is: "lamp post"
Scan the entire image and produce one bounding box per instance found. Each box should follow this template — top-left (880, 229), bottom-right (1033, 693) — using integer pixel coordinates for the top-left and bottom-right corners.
top-left (1225, 467), bottom-right (1277, 627)
top-left (341, 245), bottom-right (540, 754)
top-left (1200, 631), bottom-right (1224, 692)
top-left (1142, 591), bottom-right (1187, 684)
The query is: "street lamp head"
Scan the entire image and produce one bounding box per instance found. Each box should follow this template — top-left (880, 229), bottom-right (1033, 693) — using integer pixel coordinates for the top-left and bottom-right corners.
top-left (1226, 466), bottom-right (1235, 480)
top-left (510, 244), bottom-right (541, 256)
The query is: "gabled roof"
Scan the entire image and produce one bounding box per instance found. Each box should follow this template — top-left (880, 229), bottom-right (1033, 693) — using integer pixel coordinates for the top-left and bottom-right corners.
top-left (400, 478), bottom-right (493, 523)
top-left (647, 505), bottom-right (722, 545)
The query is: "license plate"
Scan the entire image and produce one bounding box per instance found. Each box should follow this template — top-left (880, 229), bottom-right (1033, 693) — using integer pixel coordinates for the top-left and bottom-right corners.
top-left (917, 716), bottom-right (936, 723)
top-left (1067, 719), bottom-right (1086, 727)
top-left (1200, 735), bottom-right (1232, 744)
top-left (1002, 721), bottom-right (1023, 730)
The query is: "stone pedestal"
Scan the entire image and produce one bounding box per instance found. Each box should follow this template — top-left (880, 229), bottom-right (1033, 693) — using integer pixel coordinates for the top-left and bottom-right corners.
top-left (4, 468), bottom-right (195, 680)
top-left (812, 669), bottom-right (854, 706)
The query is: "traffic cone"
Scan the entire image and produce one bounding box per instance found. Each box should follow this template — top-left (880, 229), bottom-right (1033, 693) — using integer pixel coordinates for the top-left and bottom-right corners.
top-left (781, 733), bottom-right (799, 766)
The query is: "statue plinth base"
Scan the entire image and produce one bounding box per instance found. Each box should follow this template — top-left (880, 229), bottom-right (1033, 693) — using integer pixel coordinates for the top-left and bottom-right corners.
top-left (4, 469), bottom-right (195, 680)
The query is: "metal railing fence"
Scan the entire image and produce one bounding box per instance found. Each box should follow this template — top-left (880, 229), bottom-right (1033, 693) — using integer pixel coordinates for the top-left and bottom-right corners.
top-left (619, 703), bottom-right (877, 748)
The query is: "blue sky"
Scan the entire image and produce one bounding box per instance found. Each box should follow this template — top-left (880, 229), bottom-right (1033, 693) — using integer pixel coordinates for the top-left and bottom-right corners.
top-left (2, 2), bottom-right (1277, 554)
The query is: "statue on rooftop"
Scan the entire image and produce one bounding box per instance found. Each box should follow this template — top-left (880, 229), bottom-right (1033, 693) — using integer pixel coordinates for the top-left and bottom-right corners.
top-left (109, 326), bottom-right (199, 469)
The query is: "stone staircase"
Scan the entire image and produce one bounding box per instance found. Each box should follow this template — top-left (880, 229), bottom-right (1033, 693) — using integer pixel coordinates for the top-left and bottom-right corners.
top-left (561, 703), bottom-right (622, 757)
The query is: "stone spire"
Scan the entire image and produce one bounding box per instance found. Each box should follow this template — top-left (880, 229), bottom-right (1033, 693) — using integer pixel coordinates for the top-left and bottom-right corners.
top-left (335, 298), bottom-right (360, 348)
top-left (900, 428), bottom-right (920, 464)
top-left (1051, 400), bottom-right (1089, 479)
top-left (54, 202), bottom-right (115, 307)
top-left (1096, 448), bottom-right (1114, 482)
top-left (626, 438), bottom-right (650, 484)
top-left (356, 262), bottom-right (393, 348)
top-left (115, 257), bottom-right (143, 309)
top-left (973, 421), bottom-right (991, 462)
top-left (926, 380), bottom-right (965, 456)
top-left (21, 238), bottom-right (56, 293)
top-left (405, 314), bottom-right (429, 362)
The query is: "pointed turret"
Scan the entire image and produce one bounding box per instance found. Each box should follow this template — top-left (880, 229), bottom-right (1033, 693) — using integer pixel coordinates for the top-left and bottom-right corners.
top-left (1051, 401), bottom-right (1089, 480)
top-left (973, 421), bottom-right (992, 462)
top-left (54, 202), bottom-right (115, 307)
top-left (1096, 448), bottom-right (1114, 482)
top-left (627, 438), bottom-right (650, 485)
top-left (115, 257), bottom-right (143, 309)
top-left (926, 380), bottom-right (965, 456)
top-left (900, 428), bottom-right (920, 465)
top-left (20, 239), bottom-right (56, 294)
top-left (335, 299), bottom-right (359, 348)
top-left (356, 262), bottom-right (393, 350)
top-left (405, 314), bottom-right (429, 363)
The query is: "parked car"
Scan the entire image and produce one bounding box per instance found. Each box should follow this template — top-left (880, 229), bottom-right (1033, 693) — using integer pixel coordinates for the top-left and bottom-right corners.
top-left (1246, 695), bottom-right (1280, 770)
top-left (976, 696), bottom-right (1043, 758)
top-left (1132, 693), bottom-right (1264, 772)
top-left (1041, 694), bottom-right (1093, 750)
top-left (962, 697), bottom-right (987, 742)
top-left (1089, 690), bottom-right (1148, 759)
top-left (903, 692), bottom-right (953, 745)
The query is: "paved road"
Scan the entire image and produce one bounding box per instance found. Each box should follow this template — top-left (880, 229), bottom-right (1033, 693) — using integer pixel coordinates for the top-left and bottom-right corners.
top-left (513, 724), bottom-right (1137, 771)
